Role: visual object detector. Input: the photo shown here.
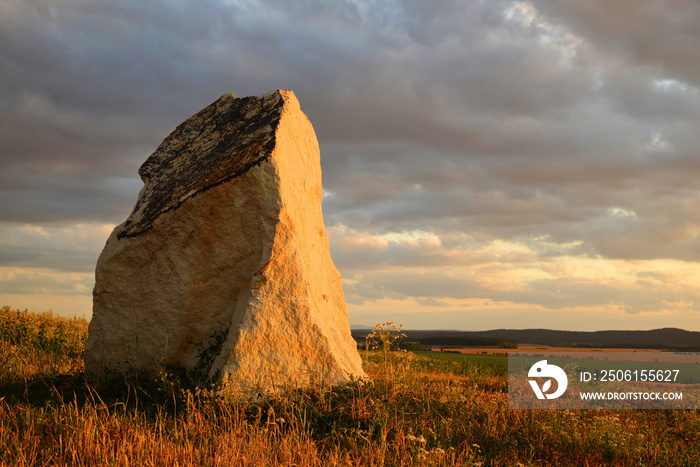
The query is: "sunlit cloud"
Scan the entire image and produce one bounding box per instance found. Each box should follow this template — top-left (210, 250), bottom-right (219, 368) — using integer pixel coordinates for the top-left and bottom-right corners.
top-left (330, 225), bottom-right (700, 329)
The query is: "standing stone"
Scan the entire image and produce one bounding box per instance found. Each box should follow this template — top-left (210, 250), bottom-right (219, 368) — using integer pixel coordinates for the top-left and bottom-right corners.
top-left (84, 90), bottom-right (366, 393)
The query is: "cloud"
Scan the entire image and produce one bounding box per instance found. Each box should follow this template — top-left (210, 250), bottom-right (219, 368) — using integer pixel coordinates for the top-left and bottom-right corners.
top-left (530, 0), bottom-right (700, 89)
top-left (0, 267), bottom-right (93, 296)
top-left (1, 0), bottom-right (700, 328)
top-left (330, 226), bottom-right (700, 323)
top-left (0, 223), bottom-right (114, 272)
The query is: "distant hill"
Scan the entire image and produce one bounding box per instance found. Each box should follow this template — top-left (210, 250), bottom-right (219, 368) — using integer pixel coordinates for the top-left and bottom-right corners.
top-left (351, 327), bottom-right (700, 351)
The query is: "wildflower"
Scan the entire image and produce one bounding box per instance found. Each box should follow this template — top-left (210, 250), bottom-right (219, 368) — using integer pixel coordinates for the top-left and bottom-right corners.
top-left (404, 435), bottom-right (427, 444)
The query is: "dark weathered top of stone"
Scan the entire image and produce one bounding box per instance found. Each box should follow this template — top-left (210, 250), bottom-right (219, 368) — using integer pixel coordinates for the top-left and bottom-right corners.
top-left (118, 91), bottom-right (286, 238)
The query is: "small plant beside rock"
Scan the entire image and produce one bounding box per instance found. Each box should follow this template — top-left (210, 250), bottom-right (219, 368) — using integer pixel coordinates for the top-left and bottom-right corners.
top-left (365, 322), bottom-right (407, 366)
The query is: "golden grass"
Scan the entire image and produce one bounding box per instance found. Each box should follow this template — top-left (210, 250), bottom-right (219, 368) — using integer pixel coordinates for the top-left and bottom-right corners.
top-left (0, 307), bottom-right (699, 466)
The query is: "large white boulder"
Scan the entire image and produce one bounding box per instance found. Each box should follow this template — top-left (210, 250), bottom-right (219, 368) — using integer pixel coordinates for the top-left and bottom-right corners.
top-left (84, 90), bottom-right (366, 393)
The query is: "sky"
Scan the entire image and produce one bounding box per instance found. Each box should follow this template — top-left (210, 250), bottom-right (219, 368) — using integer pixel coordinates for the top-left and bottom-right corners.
top-left (2, 0), bottom-right (700, 332)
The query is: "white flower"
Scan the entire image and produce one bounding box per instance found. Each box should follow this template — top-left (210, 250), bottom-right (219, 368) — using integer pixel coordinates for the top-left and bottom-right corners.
top-left (404, 435), bottom-right (427, 444)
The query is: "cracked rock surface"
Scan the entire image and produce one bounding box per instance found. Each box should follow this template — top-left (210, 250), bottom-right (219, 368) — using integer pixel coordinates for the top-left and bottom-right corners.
top-left (85, 90), bottom-right (366, 393)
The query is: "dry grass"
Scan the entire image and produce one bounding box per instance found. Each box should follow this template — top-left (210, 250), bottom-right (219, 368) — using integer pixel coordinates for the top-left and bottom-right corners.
top-left (0, 307), bottom-right (698, 466)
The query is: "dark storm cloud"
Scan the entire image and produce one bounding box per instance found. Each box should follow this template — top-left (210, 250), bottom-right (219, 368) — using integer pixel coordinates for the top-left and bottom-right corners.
top-left (2, 0), bottom-right (700, 327)
top-left (1, 0), bottom-right (215, 222)
top-left (0, 223), bottom-right (114, 272)
top-left (530, 0), bottom-right (700, 88)
top-left (4, 0), bottom-right (699, 225)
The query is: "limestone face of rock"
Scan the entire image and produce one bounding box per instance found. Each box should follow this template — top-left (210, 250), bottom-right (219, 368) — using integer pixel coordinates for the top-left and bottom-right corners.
top-left (84, 90), bottom-right (366, 393)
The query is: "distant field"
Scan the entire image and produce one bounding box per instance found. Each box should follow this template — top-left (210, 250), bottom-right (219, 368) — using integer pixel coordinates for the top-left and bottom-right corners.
top-left (415, 350), bottom-right (509, 368)
top-left (428, 345), bottom-right (689, 355)
top-left (358, 327), bottom-right (700, 352)
top-left (428, 347), bottom-right (513, 355)
top-left (421, 348), bottom-right (700, 384)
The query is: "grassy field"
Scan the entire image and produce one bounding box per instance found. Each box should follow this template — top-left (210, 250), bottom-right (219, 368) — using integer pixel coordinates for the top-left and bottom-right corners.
top-left (1, 306), bottom-right (699, 466)
top-left (416, 349), bottom-right (700, 384)
top-left (413, 350), bottom-right (509, 369)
